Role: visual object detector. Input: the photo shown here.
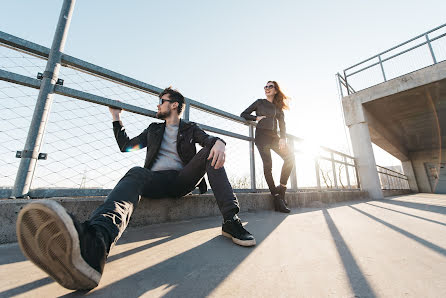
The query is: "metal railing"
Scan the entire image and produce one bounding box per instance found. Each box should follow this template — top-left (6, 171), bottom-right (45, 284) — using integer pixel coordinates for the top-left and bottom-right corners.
top-left (0, 1), bottom-right (360, 198)
top-left (337, 23), bottom-right (446, 96)
top-left (376, 165), bottom-right (410, 190)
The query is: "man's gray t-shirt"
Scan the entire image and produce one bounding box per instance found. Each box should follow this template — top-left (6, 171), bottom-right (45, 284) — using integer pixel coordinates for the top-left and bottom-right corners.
top-left (150, 124), bottom-right (184, 171)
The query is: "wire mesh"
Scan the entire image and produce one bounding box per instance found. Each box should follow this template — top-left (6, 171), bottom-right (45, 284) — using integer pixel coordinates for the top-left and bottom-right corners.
top-left (208, 132), bottom-right (251, 190)
top-left (59, 65), bottom-right (160, 111)
top-left (0, 36), bottom-right (361, 197)
top-left (0, 45), bottom-right (46, 78)
top-left (32, 93), bottom-right (157, 190)
top-left (188, 106), bottom-right (248, 137)
top-left (0, 80), bottom-right (38, 192)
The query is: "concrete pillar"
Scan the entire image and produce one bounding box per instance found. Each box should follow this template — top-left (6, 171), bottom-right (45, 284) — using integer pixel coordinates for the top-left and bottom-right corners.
top-left (402, 160), bottom-right (419, 192)
top-left (343, 97), bottom-right (383, 199)
top-left (349, 123), bottom-right (384, 199)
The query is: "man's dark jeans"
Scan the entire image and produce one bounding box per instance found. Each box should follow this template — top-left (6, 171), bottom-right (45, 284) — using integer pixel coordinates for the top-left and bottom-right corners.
top-left (89, 147), bottom-right (239, 249)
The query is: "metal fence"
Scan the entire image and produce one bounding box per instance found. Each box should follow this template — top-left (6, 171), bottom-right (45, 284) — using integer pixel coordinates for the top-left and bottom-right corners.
top-left (376, 166), bottom-right (409, 190)
top-left (337, 23), bottom-right (446, 96)
top-left (0, 1), bottom-right (359, 198)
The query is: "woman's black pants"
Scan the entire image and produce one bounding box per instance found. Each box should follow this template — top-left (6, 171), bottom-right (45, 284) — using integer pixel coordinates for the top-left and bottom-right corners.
top-left (256, 131), bottom-right (295, 194)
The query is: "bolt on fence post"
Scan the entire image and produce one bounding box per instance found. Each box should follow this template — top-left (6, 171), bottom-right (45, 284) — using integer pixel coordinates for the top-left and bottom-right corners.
top-left (183, 98), bottom-right (190, 121)
top-left (12, 0), bottom-right (76, 198)
top-left (378, 55), bottom-right (387, 82)
top-left (425, 34), bottom-right (437, 64)
top-left (288, 138), bottom-right (297, 191)
top-left (249, 125), bottom-right (256, 191)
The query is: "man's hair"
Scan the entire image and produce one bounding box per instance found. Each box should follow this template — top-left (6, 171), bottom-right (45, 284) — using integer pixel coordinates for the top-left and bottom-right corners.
top-left (159, 87), bottom-right (185, 115)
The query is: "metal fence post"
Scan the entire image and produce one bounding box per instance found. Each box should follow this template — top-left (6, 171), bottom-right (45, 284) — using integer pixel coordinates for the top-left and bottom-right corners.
top-left (337, 73), bottom-right (344, 98)
top-left (249, 125), bottom-right (256, 191)
top-left (378, 55), bottom-right (387, 82)
top-left (183, 98), bottom-right (190, 121)
top-left (331, 152), bottom-right (338, 189)
top-left (288, 138), bottom-right (297, 191)
top-left (425, 34), bottom-right (437, 64)
top-left (343, 70), bottom-right (350, 95)
top-left (354, 159), bottom-right (361, 189)
top-left (344, 156), bottom-right (351, 189)
top-left (315, 158), bottom-right (321, 190)
top-left (12, 0), bottom-right (76, 198)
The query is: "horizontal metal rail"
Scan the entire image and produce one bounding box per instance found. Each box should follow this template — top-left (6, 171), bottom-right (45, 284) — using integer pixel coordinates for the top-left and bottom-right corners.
top-left (0, 69), bottom-right (41, 89)
top-left (346, 32), bottom-right (446, 77)
top-left (376, 165), bottom-right (406, 176)
top-left (1, 30), bottom-right (360, 197)
top-left (0, 68), bottom-right (251, 141)
top-left (344, 23), bottom-right (446, 72)
top-left (0, 30), bottom-right (247, 125)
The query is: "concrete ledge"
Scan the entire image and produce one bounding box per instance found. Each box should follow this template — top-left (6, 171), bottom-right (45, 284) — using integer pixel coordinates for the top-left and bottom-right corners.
top-left (0, 190), bottom-right (368, 244)
top-left (383, 189), bottom-right (412, 197)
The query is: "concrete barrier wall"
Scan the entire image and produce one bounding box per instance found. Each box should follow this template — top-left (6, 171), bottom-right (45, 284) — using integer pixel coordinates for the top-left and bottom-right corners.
top-left (0, 191), bottom-right (368, 244)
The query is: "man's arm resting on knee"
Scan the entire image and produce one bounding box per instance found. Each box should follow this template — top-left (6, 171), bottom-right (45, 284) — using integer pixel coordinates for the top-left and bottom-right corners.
top-left (191, 124), bottom-right (227, 169)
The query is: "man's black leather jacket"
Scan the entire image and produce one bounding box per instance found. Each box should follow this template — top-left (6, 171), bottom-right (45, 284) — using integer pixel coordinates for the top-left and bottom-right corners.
top-left (112, 119), bottom-right (225, 193)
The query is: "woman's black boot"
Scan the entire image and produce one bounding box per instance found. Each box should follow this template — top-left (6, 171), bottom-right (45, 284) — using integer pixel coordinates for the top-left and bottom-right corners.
top-left (274, 195), bottom-right (290, 213)
top-left (277, 185), bottom-right (288, 204)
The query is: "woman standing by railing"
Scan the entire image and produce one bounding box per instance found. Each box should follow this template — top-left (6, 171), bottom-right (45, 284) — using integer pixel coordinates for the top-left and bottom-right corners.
top-left (241, 81), bottom-right (295, 213)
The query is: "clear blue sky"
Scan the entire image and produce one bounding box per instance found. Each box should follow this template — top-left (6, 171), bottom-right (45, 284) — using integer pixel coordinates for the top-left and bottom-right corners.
top-left (1, 0), bottom-right (445, 166)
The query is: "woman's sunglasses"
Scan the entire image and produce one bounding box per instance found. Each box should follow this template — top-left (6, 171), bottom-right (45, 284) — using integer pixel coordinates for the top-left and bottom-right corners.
top-left (264, 85), bottom-right (275, 90)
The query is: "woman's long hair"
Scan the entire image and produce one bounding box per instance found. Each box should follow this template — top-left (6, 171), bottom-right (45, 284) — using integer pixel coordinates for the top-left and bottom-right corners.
top-left (268, 81), bottom-right (289, 111)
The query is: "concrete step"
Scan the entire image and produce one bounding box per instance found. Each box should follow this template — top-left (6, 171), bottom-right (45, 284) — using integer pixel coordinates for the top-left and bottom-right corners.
top-left (0, 190), bottom-right (410, 244)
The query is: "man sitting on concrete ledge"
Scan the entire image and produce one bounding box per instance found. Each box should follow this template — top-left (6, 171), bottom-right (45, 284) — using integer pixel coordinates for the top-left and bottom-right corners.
top-left (16, 86), bottom-right (256, 291)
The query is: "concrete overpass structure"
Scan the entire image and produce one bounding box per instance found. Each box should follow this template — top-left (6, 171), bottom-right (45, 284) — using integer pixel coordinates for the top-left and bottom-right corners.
top-left (340, 25), bottom-right (446, 198)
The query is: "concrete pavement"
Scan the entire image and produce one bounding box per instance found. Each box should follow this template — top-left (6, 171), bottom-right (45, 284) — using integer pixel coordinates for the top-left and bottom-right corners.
top-left (1, 193), bottom-right (446, 297)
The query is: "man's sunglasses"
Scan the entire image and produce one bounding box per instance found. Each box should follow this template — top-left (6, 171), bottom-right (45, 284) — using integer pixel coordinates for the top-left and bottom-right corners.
top-left (160, 99), bottom-right (177, 104)
top-left (264, 85), bottom-right (275, 90)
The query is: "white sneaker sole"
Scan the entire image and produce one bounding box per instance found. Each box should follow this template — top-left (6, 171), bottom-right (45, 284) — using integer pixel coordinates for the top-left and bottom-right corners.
top-left (222, 231), bottom-right (256, 247)
top-left (16, 199), bottom-right (101, 290)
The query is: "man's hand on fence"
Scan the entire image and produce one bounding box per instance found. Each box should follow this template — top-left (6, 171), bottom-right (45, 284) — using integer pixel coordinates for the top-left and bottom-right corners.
top-left (208, 140), bottom-right (226, 169)
top-left (109, 106), bottom-right (122, 121)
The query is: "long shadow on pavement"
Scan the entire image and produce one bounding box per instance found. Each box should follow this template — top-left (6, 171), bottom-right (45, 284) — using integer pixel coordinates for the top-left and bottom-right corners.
top-left (322, 209), bottom-right (377, 298)
top-left (380, 198), bottom-right (446, 215)
top-left (365, 202), bottom-right (446, 227)
top-left (0, 215), bottom-right (236, 297)
top-left (62, 212), bottom-right (287, 297)
top-left (349, 206), bottom-right (446, 256)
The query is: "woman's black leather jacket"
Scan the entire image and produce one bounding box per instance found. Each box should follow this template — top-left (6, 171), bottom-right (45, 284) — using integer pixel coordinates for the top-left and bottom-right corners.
top-left (240, 98), bottom-right (286, 138)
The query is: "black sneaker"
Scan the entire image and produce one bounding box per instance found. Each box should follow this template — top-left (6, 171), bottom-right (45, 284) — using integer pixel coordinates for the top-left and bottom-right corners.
top-left (16, 200), bottom-right (107, 290)
top-left (222, 215), bottom-right (256, 247)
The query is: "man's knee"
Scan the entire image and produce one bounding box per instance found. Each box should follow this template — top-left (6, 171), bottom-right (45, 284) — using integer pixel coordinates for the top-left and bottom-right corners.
top-left (125, 166), bottom-right (147, 177)
top-left (196, 147), bottom-right (211, 161)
